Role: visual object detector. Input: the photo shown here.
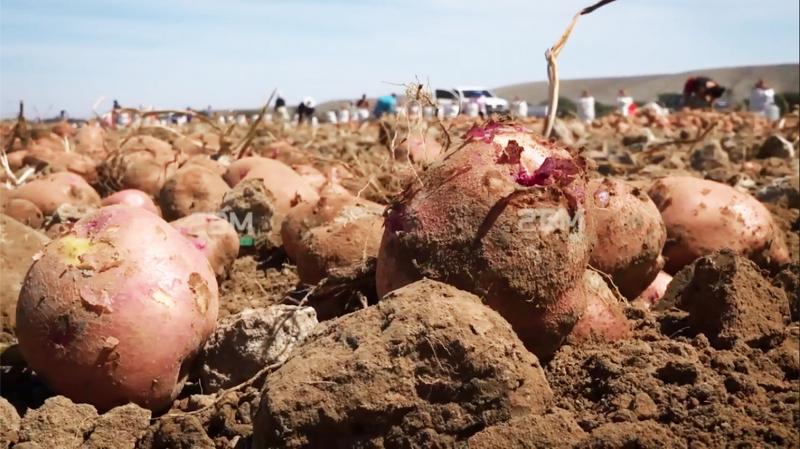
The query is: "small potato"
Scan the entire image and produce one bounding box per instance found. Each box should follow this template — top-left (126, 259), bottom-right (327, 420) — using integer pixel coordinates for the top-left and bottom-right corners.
top-left (2, 198), bottom-right (44, 229)
top-left (9, 172), bottom-right (101, 216)
top-left (396, 134), bottom-right (443, 164)
top-left (648, 176), bottom-right (790, 272)
top-left (102, 189), bottom-right (161, 216)
top-left (587, 178), bottom-right (666, 299)
top-left (173, 132), bottom-right (221, 156)
top-left (567, 270), bottom-right (631, 345)
top-left (223, 157), bottom-right (273, 187)
top-left (171, 213), bottom-right (240, 277)
top-left (159, 165), bottom-right (230, 221)
top-left (181, 155), bottom-right (226, 176)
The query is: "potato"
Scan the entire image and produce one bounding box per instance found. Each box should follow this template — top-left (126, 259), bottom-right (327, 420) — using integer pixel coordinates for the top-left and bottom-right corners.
top-left (587, 178), bottom-right (666, 299)
top-left (648, 176), bottom-right (790, 272)
top-left (6, 150), bottom-right (28, 170)
top-left (100, 135), bottom-right (180, 196)
top-left (101, 189), bottom-right (161, 216)
top-left (171, 213), bottom-right (240, 276)
top-left (396, 134), bottom-right (442, 164)
top-left (1, 198), bottom-right (44, 229)
top-left (240, 160), bottom-right (319, 215)
top-left (223, 156), bottom-right (272, 187)
top-left (567, 270), bottom-right (631, 345)
top-left (9, 172), bottom-right (101, 216)
top-left (51, 121), bottom-right (75, 138)
top-left (15, 205), bottom-right (219, 412)
top-left (634, 270), bottom-right (672, 309)
top-left (376, 121), bottom-right (593, 359)
top-left (291, 164), bottom-right (326, 192)
top-left (181, 155), bottom-right (226, 176)
top-left (281, 182), bottom-right (384, 285)
top-left (159, 165), bottom-right (230, 221)
top-left (173, 132), bottom-right (220, 156)
top-left (24, 144), bottom-right (98, 183)
top-left (73, 122), bottom-right (107, 160)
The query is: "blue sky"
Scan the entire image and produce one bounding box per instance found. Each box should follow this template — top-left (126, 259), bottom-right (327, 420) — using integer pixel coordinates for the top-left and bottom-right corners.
top-left (1, 0), bottom-right (798, 118)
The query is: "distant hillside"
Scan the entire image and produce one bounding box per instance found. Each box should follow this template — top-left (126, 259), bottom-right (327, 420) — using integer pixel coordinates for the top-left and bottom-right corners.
top-left (493, 63), bottom-right (799, 106)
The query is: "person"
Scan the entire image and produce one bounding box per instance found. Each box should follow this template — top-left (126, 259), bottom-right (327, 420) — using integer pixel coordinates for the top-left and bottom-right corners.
top-left (510, 96), bottom-right (528, 119)
top-left (111, 100), bottom-right (121, 127)
top-left (185, 107), bottom-right (194, 123)
top-left (297, 97), bottom-right (316, 125)
top-left (275, 95), bottom-right (289, 122)
top-left (749, 79), bottom-right (776, 116)
top-left (338, 102), bottom-right (352, 125)
top-left (577, 90), bottom-right (596, 123)
top-left (682, 76), bottom-right (726, 109)
top-left (58, 110), bottom-right (68, 121)
top-left (373, 93), bottom-right (398, 119)
top-left (616, 90), bottom-right (634, 117)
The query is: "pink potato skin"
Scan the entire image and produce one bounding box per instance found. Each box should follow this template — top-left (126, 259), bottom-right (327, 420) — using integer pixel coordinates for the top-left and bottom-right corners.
top-left (171, 213), bottom-right (240, 277)
top-left (101, 189), bottom-right (161, 216)
top-left (15, 205), bottom-right (219, 412)
top-left (634, 271), bottom-right (672, 309)
top-left (648, 176), bottom-right (790, 273)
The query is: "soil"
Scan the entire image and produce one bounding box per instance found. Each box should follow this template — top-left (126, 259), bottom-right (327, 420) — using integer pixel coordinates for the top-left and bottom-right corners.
top-left (1, 111), bottom-right (798, 449)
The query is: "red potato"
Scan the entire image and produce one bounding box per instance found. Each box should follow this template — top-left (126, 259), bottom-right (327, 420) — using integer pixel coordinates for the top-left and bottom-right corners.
top-left (100, 135), bottom-right (180, 196)
top-left (8, 172), bottom-right (101, 216)
top-left (634, 270), bottom-right (672, 309)
top-left (159, 165), bottom-right (230, 221)
top-left (648, 176), bottom-right (790, 272)
top-left (376, 121), bottom-right (593, 359)
top-left (15, 205), bottom-right (219, 412)
top-left (567, 270), bottom-right (632, 345)
top-left (101, 189), bottom-right (161, 216)
top-left (281, 182), bottom-right (384, 285)
top-left (171, 213), bottom-right (240, 277)
top-left (587, 178), bottom-right (666, 299)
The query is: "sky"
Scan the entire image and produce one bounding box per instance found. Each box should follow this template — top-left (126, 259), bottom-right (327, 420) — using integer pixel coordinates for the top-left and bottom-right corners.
top-left (1, 0), bottom-right (798, 118)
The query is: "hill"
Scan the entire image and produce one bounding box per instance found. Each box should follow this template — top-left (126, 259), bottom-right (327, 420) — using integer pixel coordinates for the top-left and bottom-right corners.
top-left (492, 63), bottom-right (799, 106)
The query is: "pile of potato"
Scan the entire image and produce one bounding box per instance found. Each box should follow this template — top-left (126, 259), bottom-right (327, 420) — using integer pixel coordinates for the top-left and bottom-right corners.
top-left (0, 112), bottom-right (794, 412)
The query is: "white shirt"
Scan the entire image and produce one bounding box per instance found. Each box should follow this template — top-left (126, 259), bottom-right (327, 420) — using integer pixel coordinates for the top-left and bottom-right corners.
top-left (749, 88), bottom-right (775, 114)
top-left (616, 96), bottom-right (633, 117)
top-left (578, 96), bottom-right (596, 122)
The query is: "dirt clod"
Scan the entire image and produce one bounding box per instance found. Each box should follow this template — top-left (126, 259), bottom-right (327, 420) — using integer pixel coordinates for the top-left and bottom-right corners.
top-left (197, 305), bottom-right (318, 393)
top-left (252, 279), bottom-right (553, 449)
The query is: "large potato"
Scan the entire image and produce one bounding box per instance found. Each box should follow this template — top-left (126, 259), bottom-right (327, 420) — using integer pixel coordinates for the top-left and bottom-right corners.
top-left (240, 160), bottom-right (319, 215)
top-left (15, 205), bottom-right (219, 412)
top-left (376, 121), bottom-right (593, 359)
top-left (587, 178), bottom-right (666, 299)
top-left (8, 172), bottom-right (101, 216)
top-left (648, 176), bottom-right (790, 272)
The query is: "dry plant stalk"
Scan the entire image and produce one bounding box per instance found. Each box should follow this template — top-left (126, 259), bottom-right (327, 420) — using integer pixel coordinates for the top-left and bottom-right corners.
top-left (543, 0), bottom-right (617, 139)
